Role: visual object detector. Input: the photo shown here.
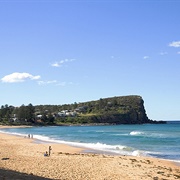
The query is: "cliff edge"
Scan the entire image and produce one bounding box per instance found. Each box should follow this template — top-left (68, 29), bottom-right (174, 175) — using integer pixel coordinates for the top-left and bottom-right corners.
top-left (55, 95), bottom-right (164, 125)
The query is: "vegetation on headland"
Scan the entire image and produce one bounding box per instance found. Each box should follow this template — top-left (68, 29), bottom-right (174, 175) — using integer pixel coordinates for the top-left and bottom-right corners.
top-left (0, 95), bottom-right (166, 126)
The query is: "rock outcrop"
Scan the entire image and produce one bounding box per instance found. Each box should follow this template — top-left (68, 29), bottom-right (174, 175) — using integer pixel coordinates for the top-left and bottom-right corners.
top-left (76, 95), bottom-right (151, 124)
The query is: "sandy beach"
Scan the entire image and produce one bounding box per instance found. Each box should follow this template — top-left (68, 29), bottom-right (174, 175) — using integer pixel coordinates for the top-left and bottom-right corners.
top-left (0, 127), bottom-right (179, 180)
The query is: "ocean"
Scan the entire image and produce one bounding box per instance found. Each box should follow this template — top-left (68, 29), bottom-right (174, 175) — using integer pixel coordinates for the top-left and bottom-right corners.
top-left (0, 121), bottom-right (180, 163)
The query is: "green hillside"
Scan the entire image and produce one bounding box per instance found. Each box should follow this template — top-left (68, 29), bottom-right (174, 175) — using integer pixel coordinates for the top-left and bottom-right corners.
top-left (0, 95), bottom-right (165, 125)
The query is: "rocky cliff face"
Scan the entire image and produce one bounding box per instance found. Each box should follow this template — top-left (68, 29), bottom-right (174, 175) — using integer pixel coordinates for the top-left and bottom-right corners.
top-left (85, 95), bottom-right (151, 124)
top-left (114, 95), bottom-right (149, 124)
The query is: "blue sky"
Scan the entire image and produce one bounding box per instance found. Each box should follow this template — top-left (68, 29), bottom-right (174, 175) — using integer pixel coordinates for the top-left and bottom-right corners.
top-left (0, 1), bottom-right (180, 120)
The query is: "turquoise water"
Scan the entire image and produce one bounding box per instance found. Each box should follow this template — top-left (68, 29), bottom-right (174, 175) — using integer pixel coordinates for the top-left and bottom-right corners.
top-left (0, 121), bottom-right (180, 162)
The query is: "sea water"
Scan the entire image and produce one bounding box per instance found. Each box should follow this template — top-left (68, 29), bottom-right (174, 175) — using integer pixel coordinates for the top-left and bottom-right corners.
top-left (0, 121), bottom-right (180, 162)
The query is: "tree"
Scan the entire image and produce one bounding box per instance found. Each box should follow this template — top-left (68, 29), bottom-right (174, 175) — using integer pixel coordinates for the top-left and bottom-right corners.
top-left (0, 104), bottom-right (15, 123)
top-left (48, 114), bottom-right (55, 124)
top-left (26, 103), bottom-right (35, 123)
top-left (16, 104), bottom-right (26, 122)
top-left (16, 104), bottom-right (35, 123)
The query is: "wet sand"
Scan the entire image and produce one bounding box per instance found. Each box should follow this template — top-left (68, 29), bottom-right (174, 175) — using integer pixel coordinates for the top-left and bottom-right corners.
top-left (0, 127), bottom-right (179, 180)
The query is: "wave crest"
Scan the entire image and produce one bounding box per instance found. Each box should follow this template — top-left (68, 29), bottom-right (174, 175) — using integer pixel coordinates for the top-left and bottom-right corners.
top-left (130, 131), bottom-right (144, 136)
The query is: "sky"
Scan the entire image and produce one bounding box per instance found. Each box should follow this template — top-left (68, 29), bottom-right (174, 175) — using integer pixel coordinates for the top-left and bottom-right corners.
top-left (0, 0), bottom-right (180, 120)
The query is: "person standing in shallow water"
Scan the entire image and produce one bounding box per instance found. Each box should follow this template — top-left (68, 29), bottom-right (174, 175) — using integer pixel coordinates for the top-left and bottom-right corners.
top-left (49, 146), bottom-right (52, 156)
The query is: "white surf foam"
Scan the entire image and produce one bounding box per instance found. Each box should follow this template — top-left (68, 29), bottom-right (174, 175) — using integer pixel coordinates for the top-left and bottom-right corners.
top-left (130, 131), bottom-right (144, 136)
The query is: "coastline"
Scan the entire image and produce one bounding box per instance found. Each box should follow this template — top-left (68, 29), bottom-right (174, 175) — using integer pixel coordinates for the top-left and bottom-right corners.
top-left (0, 126), bottom-right (179, 179)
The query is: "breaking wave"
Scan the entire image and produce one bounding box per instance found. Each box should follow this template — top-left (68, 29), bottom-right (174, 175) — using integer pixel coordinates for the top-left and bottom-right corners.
top-left (130, 131), bottom-right (144, 136)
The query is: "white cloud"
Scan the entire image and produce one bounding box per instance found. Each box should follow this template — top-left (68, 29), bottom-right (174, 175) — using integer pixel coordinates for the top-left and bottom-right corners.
top-left (110, 56), bottom-right (122, 60)
top-left (51, 59), bottom-right (75, 67)
top-left (159, 52), bottom-right (168, 55)
top-left (37, 80), bottom-right (78, 86)
top-left (56, 82), bottom-right (66, 86)
top-left (177, 51), bottom-right (180, 54)
top-left (169, 41), bottom-right (180, 47)
top-left (38, 80), bottom-right (57, 85)
top-left (143, 56), bottom-right (150, 59)
top-left (56, 82), bottom-right (73, 86)
top-left (1, 72), bottom-right (40, 83)
top-left (56, 81), bottom-right (78, 86)
top-left (51, 62), bottom-right (61, 67)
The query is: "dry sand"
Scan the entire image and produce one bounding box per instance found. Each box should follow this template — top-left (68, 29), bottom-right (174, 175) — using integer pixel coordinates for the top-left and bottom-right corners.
top-left (0, 126), bottom-right (179, 180)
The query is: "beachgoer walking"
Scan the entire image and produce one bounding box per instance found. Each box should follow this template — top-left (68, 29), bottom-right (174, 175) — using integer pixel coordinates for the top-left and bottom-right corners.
top-left (49, 146), bottom-right (52, 156)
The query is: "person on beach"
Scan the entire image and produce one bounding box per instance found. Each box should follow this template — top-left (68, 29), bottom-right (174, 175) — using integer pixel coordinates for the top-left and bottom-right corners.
top-left (44, 151), bottom-right (48, 157)
top-left (49, 146), bottom-right (52, 156)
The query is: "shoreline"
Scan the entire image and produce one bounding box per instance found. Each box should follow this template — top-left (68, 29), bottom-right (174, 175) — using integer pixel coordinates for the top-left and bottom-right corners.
top-left (2, 130), bottom-right (180, 166)
top-left (0, 126), bottom-right (180, 179)
top-left (0, 125), bottom-right (179, 164)
top-left (1, 125), bottom-right (180, 164)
